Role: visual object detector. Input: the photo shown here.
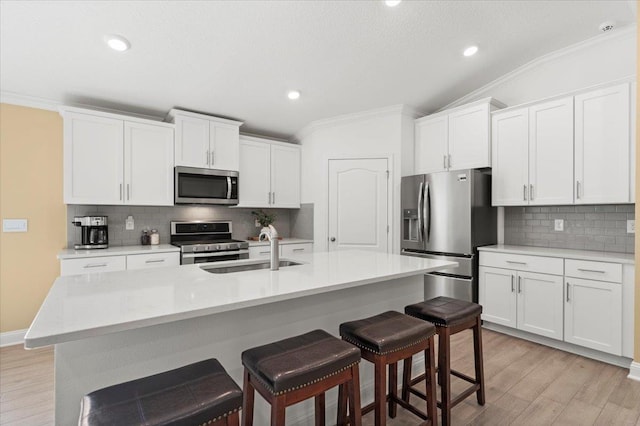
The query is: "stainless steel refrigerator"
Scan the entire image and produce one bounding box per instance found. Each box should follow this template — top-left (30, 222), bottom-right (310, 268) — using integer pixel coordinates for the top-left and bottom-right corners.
top-left (401, 169), bottom-right (496, 302)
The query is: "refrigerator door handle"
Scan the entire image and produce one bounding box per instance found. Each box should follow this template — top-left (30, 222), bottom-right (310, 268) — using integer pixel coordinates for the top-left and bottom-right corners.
top-left (417, 182), bottom-right (424, 242)
top-left (424, 181), bottom-right (430, 243)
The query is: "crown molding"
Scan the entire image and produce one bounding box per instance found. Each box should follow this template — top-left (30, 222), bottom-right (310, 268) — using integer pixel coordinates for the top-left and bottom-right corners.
top-left (292, 104), bottom-right (423, 142)
top-left (440, 24), bottom-right (637, 111)
top-left (0, 91), bottom-right (60, 111)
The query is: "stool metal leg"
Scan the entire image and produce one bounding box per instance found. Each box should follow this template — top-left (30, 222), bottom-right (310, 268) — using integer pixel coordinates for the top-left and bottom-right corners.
top-left (388, 362), bottom-right (398, 418)
top-left (473, 316), bottom-right (486, 406)
top-left (438, 327), bottom-right (452, 426)
top-left (315, 392), bottom-right (326, 426)
top-left (242, 369), bottom-right (255, 426)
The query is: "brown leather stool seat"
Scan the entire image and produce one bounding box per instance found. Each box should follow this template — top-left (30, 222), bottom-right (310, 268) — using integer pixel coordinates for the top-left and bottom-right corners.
top-left (79, 358), bottom-right (242, 426)
top-left (339, 311), bottom-right (438, 426)
top-left (403, 297), bottom-right (485, 426)
top-left (241, 329), bottom-right (362, 426)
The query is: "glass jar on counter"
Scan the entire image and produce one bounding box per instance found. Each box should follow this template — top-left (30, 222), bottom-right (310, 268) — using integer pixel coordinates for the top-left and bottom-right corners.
top-left (141, 229), bottom-right (151, 245)
top-left (150, 229), bottom-right (160, 245)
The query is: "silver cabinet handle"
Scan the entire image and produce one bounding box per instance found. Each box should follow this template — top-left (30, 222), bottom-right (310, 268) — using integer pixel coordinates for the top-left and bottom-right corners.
top-left (259, 251), bottom-right (270, 255)
top-left (206, 150), bottom-right (210, 166)
top-left (272, 192), bottom-right (276, 205)
top-left (529, 184), bottom-right (534, 201)
top-left (127, 184), bottom-right (130, 201)
top-left (145, 259), bottom-right (165, 264)
top-left (506, 260), bottom-right (527, 265)
top-left (292, 248), bottom-right (305, 252)
top-left (211, 150), bottom-right (215, 165)
top-left (566, 282), bottom-right (570, 302)
top-left (268, 192), bottom-right (272, 204)
top-left (511, 275), bottom-right (515, 292)
top-left (119, 183), bottom-right (123, 201)
top-left (523, 184), bottom-right (527, 201)
top-left (577, 268), bottom-right (606, 274)
top-left (84, 263), bottom-right (107, 268)
top-left (443, 155), bottom-right (447, 169)
top-left (448, 154), bottom-right (452, 168)
top-left (576, 181), bottom-right (581, 199)
top-left (518, 276), bottom-right (522, 293)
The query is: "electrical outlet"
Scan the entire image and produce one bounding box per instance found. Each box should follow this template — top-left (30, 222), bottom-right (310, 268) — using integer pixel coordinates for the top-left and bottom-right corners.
top-left (125, 215), bottom-right (135, 230)
top-left (554, 219), bottom-right (564, 231)
top-left (627, 220), bottom-right (635, 234)
top-left (255, 219), bottom-right (261, 228)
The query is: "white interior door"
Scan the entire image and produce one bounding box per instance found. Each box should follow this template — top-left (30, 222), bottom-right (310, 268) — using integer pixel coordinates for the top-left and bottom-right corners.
top-left (328, 158), bottom-right (388, 252)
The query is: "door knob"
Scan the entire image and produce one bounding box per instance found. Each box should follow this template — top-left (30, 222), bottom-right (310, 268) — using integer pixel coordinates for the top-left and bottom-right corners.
top-left (330, 237), bottom-right (336, 242)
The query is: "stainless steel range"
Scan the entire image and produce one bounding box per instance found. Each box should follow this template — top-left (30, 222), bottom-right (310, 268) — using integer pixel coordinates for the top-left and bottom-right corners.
top-left (170, 220), bottom-right (249, 265)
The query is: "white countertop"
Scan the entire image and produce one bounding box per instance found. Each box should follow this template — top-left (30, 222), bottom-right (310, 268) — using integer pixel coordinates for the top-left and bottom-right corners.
top-left (26, 250), bottom-right (456, 348)
top-left (247, 238), bottom-right (313, 247)
top-left (478, 245), bottom-right (635, 264)
top-left (58, 244), bottom-right (180, 259)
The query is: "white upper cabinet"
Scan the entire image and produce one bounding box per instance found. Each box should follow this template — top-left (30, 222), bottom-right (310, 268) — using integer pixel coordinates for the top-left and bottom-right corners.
top-left (169, 109), bottom-right (242, 171)
top-left (575, 83), bottom-right (630, 204)
top-left (124, 122), bottom-right (174, 206)
top-left (63, 108), bottom-right (174, 206)
top-left (491, 108), bottom-right (529, 205)
top-left (414, 98), bottom-right (504, 175)
top-left (237, 136), bottom-right (300, 209)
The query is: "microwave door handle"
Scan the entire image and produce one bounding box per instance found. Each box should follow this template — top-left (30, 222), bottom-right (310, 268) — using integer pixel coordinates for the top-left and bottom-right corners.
top-left (227, 177), bottom-right (232, 199)
top-left (417, 182), bottom-right (423, 242)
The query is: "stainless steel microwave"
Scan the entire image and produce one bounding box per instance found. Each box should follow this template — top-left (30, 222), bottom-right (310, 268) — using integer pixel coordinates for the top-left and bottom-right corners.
top-left (174, 167), bottom-right (239, 205)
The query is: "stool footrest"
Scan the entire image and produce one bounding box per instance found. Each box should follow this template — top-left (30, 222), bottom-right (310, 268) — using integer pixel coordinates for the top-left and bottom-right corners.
top-left (361, 393), bottom-right (428, 421)
top-left (438, 384), bottom-right (480, 410)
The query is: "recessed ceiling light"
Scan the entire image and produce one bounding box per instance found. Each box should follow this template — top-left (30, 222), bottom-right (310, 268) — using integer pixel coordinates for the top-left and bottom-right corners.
top-left (287, 90), bottom-right (301, 100)
top-left (463, 45), bottom-right (479, 57)
top-left (105, 35), bottom-right (130, 52)
top-left (385, 0), bottom-right (402, 6)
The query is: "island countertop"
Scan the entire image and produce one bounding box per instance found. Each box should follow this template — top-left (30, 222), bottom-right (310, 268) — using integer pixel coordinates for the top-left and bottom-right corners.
top-left (25, 250), bottom-right (456, 349)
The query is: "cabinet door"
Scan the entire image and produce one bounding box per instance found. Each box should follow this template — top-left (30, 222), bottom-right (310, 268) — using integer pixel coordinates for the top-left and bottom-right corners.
top-left (516, 271), bottom-right (563, 340)
top-left (564, 277), bottom-right (622, 355)
top-left (60, 256), bottom-right (126, 276)
top-left (491, 109), bottom-right (529, 205)
top-left (448, 103), bottom-right (490, 170)
top-left (575, 83), bottom-right (630, 204)
top-left (126, 252), bottom-right (180, 270)
top-left (415, 116), bottom-right (448, 174)
top-left (248, 245), bottom-right (272, 259)
top-left (281, 243), bottom-right (313, 258)
top-left (270, 144), bottom-right (301, 208)
top-left (528, 97), bottom-right (574, 205)
top-left (124, 122), bottom-right (174, 206)
top-left (174, 116), bottom-right (209, 168)
top-left (64, 112), bottom-right (124, 204)
top-left (210, 123), bottom-right (239, 171)
top-left (237, 139), bottom-right (271, 207)
top-left (479, 266), bottom-right (517, 327)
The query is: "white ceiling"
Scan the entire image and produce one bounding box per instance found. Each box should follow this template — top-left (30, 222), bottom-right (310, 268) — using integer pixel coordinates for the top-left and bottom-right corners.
top-left (0, 1), bottom-right (636, 139)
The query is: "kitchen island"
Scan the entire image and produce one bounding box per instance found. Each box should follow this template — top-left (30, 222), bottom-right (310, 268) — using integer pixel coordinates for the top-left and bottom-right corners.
top-left (26, 250), bottom-right (456, 425)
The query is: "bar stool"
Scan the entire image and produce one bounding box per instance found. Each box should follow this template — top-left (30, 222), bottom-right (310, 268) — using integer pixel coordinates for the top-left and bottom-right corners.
top-left (403, 297), bottom-right (485, 426)
top-left (241, 329), bottom-right (362, 426)
top-left (339, 311), bottom-right (438, 426)
top-left (78, 358), bottom-right (243, 426)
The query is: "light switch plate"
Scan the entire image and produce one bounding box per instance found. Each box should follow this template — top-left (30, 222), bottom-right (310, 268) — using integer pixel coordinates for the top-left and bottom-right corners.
top-left (627, 220), bottom-right (635, 234)
top-left (554, 219), bottom-right (564, 231)
top-left (255, 220), bottom-right (261, 228)
top-left (3, 219), bottom-right (28, 233)
top-left (125, 215), bottom-right (135, 231)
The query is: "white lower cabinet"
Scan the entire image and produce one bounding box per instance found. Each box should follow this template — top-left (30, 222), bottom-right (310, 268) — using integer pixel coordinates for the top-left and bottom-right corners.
top-left (61, 256), bottom-right (126, 276)
top-left (126, 252), bottom-right (180, 270)
top-left (479, 266), bottom-right (563, 340)
top-left (248, 243), bottom-right (313, 259)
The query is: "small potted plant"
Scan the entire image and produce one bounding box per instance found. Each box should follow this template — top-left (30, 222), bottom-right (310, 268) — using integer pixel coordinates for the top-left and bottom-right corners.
top-left (251, 210), bottom-right (277, 238)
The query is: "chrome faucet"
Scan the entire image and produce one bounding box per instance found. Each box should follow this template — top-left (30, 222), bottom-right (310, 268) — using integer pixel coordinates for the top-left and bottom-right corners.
top-left (258, 225), bottom-right (279, 271)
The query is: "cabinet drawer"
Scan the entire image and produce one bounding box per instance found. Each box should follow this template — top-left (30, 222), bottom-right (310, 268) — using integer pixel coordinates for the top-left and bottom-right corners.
top-left (479, 252), bottom-right (563, 275)
top-left (281, 243), bottom-right (312, 258)
top-left (61, 256), bottom-right (126, 276)
top-left (127, 252), bottom-right (180, 270)
top-left (249, 246), bottom-right (272, 259)
top-left (565, 259), bottom-right (622, 283)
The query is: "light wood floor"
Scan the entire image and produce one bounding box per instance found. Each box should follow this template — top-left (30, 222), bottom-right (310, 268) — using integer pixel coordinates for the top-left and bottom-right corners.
top-left (1, 330), bottom-right (639, 425)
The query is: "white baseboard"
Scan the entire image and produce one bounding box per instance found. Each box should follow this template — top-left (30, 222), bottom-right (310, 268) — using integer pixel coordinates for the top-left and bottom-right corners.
top-left (0, 329), bottom-right (27, 348)
top-left (628, 362), bottom-right (640, 382)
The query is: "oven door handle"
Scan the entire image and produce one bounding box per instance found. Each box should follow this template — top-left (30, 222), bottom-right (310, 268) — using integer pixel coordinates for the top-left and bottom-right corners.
top-left (182, 249), bottom-right (249, 259)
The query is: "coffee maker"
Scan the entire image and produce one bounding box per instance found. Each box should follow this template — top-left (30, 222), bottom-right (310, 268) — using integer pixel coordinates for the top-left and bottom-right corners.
top-left (71, 216), bottom-right (108, 249)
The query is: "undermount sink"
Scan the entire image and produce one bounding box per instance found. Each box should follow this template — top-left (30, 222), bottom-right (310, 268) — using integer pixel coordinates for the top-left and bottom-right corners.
top-left (201, 260), bottom-right (302, 274)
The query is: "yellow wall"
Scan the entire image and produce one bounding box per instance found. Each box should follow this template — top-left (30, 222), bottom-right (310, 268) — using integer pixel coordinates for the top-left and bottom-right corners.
top-left (635, 17), bottom-right (640, 363)
top-left (0, 103), bottom-right (66, 333)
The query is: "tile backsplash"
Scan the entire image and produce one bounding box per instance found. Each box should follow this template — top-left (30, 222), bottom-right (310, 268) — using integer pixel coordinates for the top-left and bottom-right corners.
top-left (67, 204), bottom-right (313, 248)
top-left (504, 204), bottom-right (634, 253)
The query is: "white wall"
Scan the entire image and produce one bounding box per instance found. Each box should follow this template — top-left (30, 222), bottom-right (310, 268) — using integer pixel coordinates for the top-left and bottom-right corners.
top-left (299, 108), bottom-right (417, 253)
top-left (444, 26), bottom-right (636, 109)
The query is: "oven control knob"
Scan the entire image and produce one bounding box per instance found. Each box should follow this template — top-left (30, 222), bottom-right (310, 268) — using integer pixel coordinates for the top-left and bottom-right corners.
top-left (206, 245), bottom-right (211, 251)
